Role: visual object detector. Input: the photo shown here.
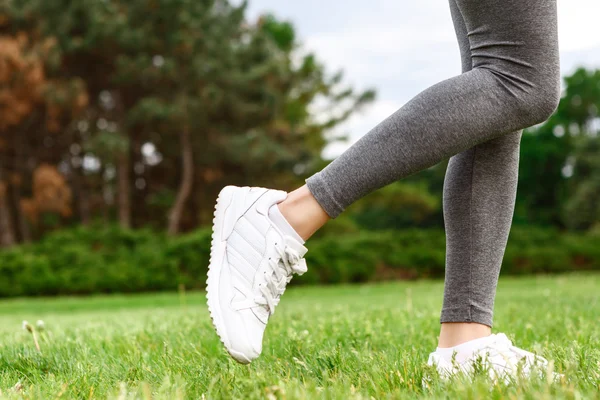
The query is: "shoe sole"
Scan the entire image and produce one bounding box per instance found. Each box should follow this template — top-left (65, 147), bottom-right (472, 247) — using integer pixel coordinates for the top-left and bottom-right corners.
top-left (206, 186), bottom-right (252, 364)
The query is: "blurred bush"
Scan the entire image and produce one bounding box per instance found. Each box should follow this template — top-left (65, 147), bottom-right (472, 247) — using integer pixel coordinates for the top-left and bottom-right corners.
top-left (0, 225), bottom-right (598, 297)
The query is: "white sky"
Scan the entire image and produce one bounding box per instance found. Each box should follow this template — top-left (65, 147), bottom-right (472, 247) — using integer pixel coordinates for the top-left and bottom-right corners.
top-left (246, 0), bottom-right (600, 158)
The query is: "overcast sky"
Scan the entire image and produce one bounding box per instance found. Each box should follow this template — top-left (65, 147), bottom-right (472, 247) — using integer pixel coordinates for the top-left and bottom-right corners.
top-left (246, 0), bottom-right (600, 158)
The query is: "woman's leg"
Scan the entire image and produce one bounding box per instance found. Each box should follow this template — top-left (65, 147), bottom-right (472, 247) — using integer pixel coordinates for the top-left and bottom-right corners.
top-left (437, 0), bottom-right (524, 346)
top-left (293, 0), bottom-right (559, 223)
top-left (208, 0), bottom-right (560, 365)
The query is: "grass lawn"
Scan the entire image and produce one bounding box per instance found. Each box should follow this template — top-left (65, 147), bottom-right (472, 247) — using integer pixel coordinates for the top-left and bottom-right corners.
top-left (0, 274), bottom-right (598, 399)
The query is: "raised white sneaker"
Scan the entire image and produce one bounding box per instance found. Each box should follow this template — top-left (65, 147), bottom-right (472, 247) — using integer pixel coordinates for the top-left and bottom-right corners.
top-left (206, 186), bottom-right (308, 364)
top-left (426, 333), bottom-right (558, 383)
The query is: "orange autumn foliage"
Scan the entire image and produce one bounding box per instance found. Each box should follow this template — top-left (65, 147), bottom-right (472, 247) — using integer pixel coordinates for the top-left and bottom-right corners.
top-left (21, 164), bottom-right (72, 223)
top-left (0, 33), bottom-right (88, 133)
top-left (0, 34), bottom-right (46, 129)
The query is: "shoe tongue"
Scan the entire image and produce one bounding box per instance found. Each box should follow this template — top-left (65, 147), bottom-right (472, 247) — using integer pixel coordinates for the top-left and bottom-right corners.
top-left (491, 333), bottom-right (511, 346)
top-left (283, 235), bottom-right (308, 258)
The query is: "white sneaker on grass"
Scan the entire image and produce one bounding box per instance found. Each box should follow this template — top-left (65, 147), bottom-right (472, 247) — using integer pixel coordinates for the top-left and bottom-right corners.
top-left (206, 186), bottom-right (308, 364)
top-left (426, 333), bottom-right (560, 383)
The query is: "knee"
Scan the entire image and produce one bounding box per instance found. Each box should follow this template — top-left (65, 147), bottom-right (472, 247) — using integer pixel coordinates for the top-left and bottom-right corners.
top-left (520, 84), bottom-right (561, 126)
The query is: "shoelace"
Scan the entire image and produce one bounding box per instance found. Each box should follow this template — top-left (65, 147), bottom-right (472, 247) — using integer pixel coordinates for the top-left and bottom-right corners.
top-left (477, 333), bottom-right (547, 372)
top-left (255, 245), bottom-right (307, 314)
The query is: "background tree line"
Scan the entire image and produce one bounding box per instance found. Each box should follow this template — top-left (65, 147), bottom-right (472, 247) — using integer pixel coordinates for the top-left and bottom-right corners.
top-left (1, 0), bottom-right (599, 251)
top-left (0, 0), bottom-right (374, 246)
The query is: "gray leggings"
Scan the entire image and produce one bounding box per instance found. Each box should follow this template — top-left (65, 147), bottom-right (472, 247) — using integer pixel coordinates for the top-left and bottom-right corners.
top-left (306, 0), bottom-right (560, 327)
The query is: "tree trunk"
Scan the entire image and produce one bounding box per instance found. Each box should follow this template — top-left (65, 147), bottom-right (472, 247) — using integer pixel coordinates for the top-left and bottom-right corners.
top-left (100, 164), bottom-right (110, 226)
top-left (0, 170), bottom-right (16, 247)
top-left (167, 125), bottom-right (193, 236)
top-left (117, 150), bottom-right (131, 228)
top-left (11, 183), bottom-right (31, 243)
top-left (71, 163), bottom-right (91, 225)
top-left (13, 135), bottom-right (31, 242)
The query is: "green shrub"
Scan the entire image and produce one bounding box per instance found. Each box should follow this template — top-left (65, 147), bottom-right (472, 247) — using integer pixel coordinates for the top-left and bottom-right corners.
top-left (0, 225), bottom-right (598, 297)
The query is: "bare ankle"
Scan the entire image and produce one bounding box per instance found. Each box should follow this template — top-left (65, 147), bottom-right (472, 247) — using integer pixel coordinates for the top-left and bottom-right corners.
top-left (438, 322), bottom-right (492, 348)
top-left (278, 185), bottom-right (330, 241)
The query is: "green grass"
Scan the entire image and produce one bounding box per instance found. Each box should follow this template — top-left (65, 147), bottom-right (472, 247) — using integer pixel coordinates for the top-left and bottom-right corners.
top-left (0, 274), bottom-right (599, 399)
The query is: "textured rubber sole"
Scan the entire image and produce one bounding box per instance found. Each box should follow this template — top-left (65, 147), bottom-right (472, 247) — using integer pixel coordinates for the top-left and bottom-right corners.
top-left (206, 186), bottom-right (252, 364)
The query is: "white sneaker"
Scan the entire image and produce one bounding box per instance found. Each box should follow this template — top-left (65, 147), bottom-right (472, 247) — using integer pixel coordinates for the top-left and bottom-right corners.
top-left (426, 333), bottom-right (559, 383)
top-left (206, 186), bottom-right (308, 364)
